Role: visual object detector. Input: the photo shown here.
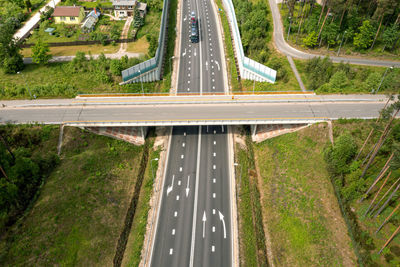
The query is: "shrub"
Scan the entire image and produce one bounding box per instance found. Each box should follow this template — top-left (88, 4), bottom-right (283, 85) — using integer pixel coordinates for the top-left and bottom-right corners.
top-left (302, 31), bottom-right (318, 48)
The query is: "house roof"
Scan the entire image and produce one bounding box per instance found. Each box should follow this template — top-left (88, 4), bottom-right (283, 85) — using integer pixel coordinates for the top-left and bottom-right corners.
top-left (52, 6), bottom-right (82, 17)
top-left (137, 2), bottom-right (147, 11)
top-left (112, 0), bottom-right (136, 6)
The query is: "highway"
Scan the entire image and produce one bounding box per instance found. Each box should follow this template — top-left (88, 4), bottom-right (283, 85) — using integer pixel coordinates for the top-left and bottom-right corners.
top-left (149, 0), bottom-right (232, 264)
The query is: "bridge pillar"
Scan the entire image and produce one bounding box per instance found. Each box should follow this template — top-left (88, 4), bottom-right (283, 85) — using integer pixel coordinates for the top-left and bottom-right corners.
top-left (251, 124), bottom-right (310, 143)
top-left (84, 126), bottom-right (149, 146)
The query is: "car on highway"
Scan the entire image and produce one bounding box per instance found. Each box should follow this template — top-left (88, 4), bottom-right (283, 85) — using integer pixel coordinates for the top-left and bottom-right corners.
top-left (190, 12), bottom-right (199, 43)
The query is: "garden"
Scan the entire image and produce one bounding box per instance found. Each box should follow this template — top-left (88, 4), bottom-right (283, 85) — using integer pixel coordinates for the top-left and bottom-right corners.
top-left (25, 13), bottom-right (125, 44)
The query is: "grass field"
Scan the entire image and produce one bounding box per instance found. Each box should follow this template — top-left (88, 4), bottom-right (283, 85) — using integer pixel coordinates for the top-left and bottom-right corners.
top-left (0, 126), bottom-right (146, 266)
top-left (252, 123), bottom-right (357, 266)
top-left (126, 37), bottom-right (149, 54)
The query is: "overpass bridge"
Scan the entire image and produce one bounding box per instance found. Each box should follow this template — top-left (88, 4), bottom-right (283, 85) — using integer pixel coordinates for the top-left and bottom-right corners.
top-left (0, 94), bottom-right (390, 127)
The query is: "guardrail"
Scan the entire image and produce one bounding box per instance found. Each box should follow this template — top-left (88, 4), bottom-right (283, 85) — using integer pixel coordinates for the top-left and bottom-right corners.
top-left (63, 118), bottom-right (328, 127)
top-left (221, 0), bottom-right (277, 83)
top-left (120, 0), bottom-right (169, 84)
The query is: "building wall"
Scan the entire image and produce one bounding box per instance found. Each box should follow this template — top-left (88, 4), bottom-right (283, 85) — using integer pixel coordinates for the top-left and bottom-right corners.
top-left (54, 8), bottom-right (85, 24)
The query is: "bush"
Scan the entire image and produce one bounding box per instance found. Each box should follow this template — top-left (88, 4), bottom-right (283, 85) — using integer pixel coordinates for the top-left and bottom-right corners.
top-left (110, 59), bottom-right (123, 76)
top-left (362, 72), bottom-right (381, 92)
top-left (302, 31), bottom-right (318, 48)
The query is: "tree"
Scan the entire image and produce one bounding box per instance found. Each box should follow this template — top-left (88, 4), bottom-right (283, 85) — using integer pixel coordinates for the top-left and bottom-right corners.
top-left (353, 20), bottom-right (375, 49)
top-left (324, 133), bottom-right (357, 176)
top-left (0, 22), bottom-right (24, 74)
top-left (321, 22), bottom-right (339, 47)
top-left (24, 0), bottom-right (32, 12)
top-left (382, 24), bottom-right (400, 51)
top-left (302, 31), bottom-right (318, 47)
top-left (31, 40), bottom-right (52, 65)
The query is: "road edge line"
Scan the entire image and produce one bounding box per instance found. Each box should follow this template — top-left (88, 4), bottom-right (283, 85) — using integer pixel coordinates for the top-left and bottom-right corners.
top-left (147, 127), bottom-right (173, 266)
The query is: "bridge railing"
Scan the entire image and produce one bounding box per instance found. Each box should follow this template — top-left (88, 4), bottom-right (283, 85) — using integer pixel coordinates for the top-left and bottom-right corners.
top-left (121, 0), bottom-right (169, 83)
top-left (221, 0), bottom-right (277, 83)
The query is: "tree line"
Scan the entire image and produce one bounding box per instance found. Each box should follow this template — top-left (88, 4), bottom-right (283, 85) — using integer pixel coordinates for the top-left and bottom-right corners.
top-left (324, 95), bottom-right (400, 265)
top-left (0, 125), bottom-right (59, 234)
top-left (282, 0), bottom-right (400, 52)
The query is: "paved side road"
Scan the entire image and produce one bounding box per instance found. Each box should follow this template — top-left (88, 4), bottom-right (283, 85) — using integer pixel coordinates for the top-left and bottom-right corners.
top-left (14, 0), bottom-right (62, 41)
top-left (268, 0), bottom-right (400, 67)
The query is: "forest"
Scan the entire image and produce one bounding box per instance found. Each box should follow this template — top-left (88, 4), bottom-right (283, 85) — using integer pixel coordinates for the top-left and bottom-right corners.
top-left (281, 0), bottom-right (400, 55)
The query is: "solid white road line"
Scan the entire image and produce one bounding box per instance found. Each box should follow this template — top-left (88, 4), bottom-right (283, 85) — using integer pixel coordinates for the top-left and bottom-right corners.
top-left (189, 126), bottom-right (202, 267)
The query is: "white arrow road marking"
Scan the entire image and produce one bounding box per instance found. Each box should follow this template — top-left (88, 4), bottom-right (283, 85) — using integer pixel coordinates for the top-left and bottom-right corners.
top-left (202, 211), bottom-right (207, 238)
top-left (194, 48), bottom-right (197, 57)
top-left (182, 48), bottom-right (186, 57)
top-left (218, 211), bottom-right (227, 239)
top-left (184, 15), bottom-right (187, 21)
top-left (167, 175), bottom-right (175, 196)
top-left (186, 175), bottom-right (190, 197)
top-left (215, 60), bottom-right (220, 71)
top-left (205, 61), bottom-right (208, 70)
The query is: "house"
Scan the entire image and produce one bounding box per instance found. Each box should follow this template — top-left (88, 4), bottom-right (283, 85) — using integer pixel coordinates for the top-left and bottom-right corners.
top-left (137, 2), bottom-right (147, 18)
top-left (52, 6), bottom-right (85, 24)
top-left (81, 9), bottom-right (101, 33)
top-left (112, 0), bottom-right (137, 19)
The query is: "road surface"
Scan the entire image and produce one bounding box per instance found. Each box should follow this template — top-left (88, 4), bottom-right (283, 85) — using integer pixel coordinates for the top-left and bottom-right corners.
top-left (0, 100), bottom-right (389, 126)
top-left (149, 0), bottom-right (232, 264)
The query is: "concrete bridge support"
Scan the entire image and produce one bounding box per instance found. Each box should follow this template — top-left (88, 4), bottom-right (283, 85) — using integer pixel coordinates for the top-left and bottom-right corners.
top-left (84, 126), bottom-right (149, 146)
top-left (251, 124), bottom-right (310, 143)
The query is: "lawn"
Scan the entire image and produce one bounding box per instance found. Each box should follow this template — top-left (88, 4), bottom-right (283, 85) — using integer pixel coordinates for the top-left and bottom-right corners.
top-left (126, 37), bottom-right (149, 54)
top-left (0, 126), bottom-right (146, 266)
top-left (251, 123), bottom-right (357, 266)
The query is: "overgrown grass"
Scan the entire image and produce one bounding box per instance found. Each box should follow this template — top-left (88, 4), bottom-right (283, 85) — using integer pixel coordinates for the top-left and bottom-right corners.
top-left (235, 127), bottom-right (268, 267)
top-left (122, 140), bottom-right (161, 266)
top-left (253, 123), bottom-right (356, 266)
top-left (0, 126), bottom-right (145, 266)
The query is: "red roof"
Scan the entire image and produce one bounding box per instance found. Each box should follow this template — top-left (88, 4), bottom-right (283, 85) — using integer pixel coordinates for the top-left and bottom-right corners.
top-left (52, 6), bottom-right (81, 17)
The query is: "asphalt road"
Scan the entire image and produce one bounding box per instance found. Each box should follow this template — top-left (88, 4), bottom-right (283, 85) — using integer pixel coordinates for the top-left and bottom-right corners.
top-left (149, 0), bottom-right (231, 264)
top-left (0, 101), bottom-right (388, 126)
top-left (268, 0), bottom-right (400, 67)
